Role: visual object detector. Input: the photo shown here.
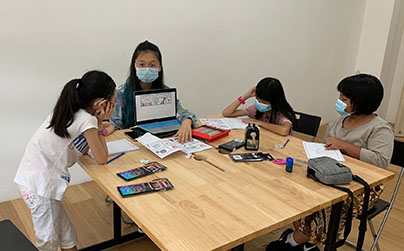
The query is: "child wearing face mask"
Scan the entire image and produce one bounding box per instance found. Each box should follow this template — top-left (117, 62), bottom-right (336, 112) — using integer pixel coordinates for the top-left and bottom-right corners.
top-left (222, 77), bottom-right (297, 136)
top-left (107, 40), bottom-right (198, 143)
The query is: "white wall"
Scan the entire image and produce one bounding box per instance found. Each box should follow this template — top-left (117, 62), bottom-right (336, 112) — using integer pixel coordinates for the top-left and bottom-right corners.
top-left (383, 0), bottom-right (404, 124)
top-left (355, 0), bottom-right (395, 77)
top-left (354, 0), bottom-right (404, 123)
top-left (0, 0), bottom-right (366, 202)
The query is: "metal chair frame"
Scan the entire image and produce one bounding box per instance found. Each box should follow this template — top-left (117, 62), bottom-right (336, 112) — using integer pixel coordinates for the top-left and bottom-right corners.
top-left (346, 140), bottom-right (404, 251)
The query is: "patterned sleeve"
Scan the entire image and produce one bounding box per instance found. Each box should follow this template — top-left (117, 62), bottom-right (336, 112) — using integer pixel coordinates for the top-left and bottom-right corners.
top-left (275, 112), bottom-right (292, 125)
top-left (176, 99), bottom-right (198, 127)
top-left (109, 84), bottom-right (126, 130)
top-left (243, 105), bottom-right (257, 118)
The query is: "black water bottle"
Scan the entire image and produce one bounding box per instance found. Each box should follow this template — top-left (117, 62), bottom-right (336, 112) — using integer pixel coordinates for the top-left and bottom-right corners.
top-left (245, 123), bottom-right (259, 150)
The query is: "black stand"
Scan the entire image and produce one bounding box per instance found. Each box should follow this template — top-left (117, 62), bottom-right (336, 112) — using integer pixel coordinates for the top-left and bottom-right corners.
top-left (324, 201), bottom-right (344, 251)
top-left (231, 244), bottom-right (245, 251)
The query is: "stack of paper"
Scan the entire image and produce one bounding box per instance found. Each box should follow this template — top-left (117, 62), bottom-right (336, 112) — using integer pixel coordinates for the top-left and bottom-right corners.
top-left (199, 117), bottom-right (248, 130)
top-left (88, 139), bottom-right (139, 159)
top-left (302, 142), bottom-right (345, 161)
top-left (137, 133), bottom-right (212, 158)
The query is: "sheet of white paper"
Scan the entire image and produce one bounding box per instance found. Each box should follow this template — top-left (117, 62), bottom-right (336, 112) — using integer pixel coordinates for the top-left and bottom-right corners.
top-left (223, 117), bottom-right (248, 129)
top-left (200, 117), bottom-right (248, 130)
top-left (88, 139), bottom-right (139, 159)
top-left (136, 133), bottom-right (212, 158)
top-left (302, 142), bottom-right (345, 162)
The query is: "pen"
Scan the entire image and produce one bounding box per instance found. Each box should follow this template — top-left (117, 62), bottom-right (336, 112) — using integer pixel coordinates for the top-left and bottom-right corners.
top-left (106, 152), bottom-right (125, 164)
top-left (282, 139), bottom-right (290, 148)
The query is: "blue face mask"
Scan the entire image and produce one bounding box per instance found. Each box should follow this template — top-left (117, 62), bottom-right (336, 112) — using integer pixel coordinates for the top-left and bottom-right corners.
top-left (254, 98), bottom-right (272, 112)
top-left (335, 99), bottom-right (350, 116)
top-left (136, 68), bottom-right (159, 83)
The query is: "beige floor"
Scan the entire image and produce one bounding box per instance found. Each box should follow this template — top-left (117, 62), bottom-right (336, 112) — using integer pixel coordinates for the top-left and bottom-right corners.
top-left (1, 126), bottom-right (403, 250)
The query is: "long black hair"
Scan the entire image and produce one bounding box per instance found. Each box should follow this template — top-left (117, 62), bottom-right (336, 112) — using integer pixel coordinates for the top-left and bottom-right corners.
top-left (255, 77), bottom-right (297, 129)
top-left (122, 40), bottom-right (165, 128)
top-left (48, 70), bottom-right (116, 138)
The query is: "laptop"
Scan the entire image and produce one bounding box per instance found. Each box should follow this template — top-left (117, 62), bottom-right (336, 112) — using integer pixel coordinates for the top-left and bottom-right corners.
top-left (133, 88), bottom-right (181, 138)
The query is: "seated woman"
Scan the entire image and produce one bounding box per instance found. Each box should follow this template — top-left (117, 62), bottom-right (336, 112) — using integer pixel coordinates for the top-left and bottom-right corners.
top-left (266, 74), bottom-right (394, 251)
top-left (222, 77), bottom-right (297, 136)
top-left (107, 40), bottom-right (198, 143)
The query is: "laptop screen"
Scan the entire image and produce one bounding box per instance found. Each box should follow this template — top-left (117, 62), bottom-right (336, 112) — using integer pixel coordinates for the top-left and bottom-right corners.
top-left (134, 88), bottom-right (177, 124)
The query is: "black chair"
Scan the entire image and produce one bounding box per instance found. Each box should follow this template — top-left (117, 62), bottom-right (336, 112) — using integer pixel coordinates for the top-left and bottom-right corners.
top-left (346, 139), bottom-right (404, 251)
top-left (0, 220), bottom-right (38, 250)
top-left (294, 111), bottom-right (322, 142)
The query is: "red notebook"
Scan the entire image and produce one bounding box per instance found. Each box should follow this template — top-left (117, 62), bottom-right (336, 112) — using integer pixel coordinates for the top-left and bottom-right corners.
top-left (192, 125), bottom-right (230, 142)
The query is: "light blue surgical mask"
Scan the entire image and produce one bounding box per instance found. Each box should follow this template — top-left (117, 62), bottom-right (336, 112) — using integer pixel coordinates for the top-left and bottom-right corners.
top-left (335, 99), bottom-right (350, 116)
top-left (254, 98), bottom-right (272, 112)
top-left (136, 67), bottom-right (159, 83)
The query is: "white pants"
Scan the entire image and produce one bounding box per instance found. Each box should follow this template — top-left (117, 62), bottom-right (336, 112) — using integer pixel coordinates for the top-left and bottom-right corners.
top-left (19, 187), bottom-right (77, 251)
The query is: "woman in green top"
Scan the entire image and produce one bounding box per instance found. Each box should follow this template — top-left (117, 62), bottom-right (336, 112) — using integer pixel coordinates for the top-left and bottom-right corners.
top-left (109, 40), bottom-right (198, 143)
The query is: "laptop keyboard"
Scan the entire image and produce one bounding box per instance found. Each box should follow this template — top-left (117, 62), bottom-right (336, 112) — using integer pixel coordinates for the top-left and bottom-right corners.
top-left (140, 120), bottom-right (180, 130)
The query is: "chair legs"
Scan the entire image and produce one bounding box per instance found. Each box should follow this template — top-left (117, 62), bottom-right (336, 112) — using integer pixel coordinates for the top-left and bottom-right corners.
top-left (105, 195), bottom-right (112, 203)
top-left (344, 218), bottom-right (381, 251)
top-left (105, 195), bottom-right (135, 225)
top-left (368, 219), bottom-right (381, 251)
top-left (345, 239), bottom-right (367, 251)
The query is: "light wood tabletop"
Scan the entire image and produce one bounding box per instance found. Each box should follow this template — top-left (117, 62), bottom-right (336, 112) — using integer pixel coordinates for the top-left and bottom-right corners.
top-left (79, 128), bottom-right (394, 251)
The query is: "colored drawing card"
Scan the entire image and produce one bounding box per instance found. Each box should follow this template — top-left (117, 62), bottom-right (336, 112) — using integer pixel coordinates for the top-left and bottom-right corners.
top-left (136, 133), bottom-right (181, 158)
top-left (136, 133), bottom-right (212, 158)
top-left (116, 162), bottom-right (167, 181)
top-left (162, 137), bottom-right (212, 154)
top-left (117, 178), bottom-right (174, 197)
top-left (149, 178), bottom-right (174, 191)
top-left (117, 182), bottom-right (153, 197)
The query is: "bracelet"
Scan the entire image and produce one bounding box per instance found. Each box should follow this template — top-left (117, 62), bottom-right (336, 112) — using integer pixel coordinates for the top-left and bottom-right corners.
top-left (99, 129), bottom-right (108, 137)
top-left (237, 96), bottom-right (246, 104)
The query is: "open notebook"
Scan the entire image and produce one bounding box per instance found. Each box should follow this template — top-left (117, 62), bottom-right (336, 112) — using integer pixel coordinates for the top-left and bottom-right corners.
top-left (88, 139), bottom-right (139, 159)
top-left (136, 133), bottom-right (212, 158)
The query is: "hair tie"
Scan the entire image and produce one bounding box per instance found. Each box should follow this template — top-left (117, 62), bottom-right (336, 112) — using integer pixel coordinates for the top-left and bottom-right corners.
top-left (76, 79), bottom-right (81, 89)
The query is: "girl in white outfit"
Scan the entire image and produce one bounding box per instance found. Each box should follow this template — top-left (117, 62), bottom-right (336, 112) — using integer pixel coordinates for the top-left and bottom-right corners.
top-left (14, 70), bottom-right (116, 251)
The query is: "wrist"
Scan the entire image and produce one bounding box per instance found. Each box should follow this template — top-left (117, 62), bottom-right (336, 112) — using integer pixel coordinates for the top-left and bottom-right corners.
top-left (99, 128), bottom-right (108, 137)
top-left (238, 96), bottom-right (246, 104)
top-left (183, 118), bottom-right (193, 125)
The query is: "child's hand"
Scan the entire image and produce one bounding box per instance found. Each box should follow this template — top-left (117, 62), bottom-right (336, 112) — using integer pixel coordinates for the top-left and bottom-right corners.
top-left (93, 99), bottom-right (114, 122)
top-left (244, 86), bottom-right (256, 99)
top-left (325, 137), bottom-right (346, 150)
top-left (242, 117), bottom-right (259, 125)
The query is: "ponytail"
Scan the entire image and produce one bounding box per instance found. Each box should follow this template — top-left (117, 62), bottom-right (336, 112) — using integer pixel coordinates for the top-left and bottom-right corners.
top-left (48, 71), bottom-right (116, 138)
top-left (48, 79), bottom-right (86, 138)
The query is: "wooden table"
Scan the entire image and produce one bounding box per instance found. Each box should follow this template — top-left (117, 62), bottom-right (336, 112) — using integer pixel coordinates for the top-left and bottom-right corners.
top-left (78, 128), bottom-right (394, 251)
